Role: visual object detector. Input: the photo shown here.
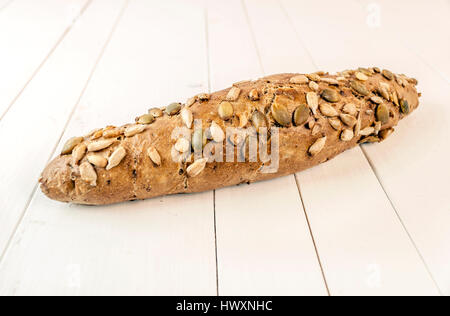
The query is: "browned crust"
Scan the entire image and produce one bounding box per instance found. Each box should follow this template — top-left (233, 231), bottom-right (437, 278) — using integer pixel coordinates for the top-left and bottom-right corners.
top-left (39, 68), bottom-right (420, 205)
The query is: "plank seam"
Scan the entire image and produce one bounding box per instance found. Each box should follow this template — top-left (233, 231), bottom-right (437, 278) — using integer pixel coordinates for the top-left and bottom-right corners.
top-left (0, 0), bottom-right (130, 268)
top-left (359, 146), bottom-right (444, 296)
top-left (0, 0), bottom-right (93, 123)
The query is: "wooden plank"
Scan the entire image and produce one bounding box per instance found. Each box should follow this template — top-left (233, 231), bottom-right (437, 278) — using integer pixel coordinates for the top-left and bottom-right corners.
top-left (0, 0), bottom-right (126, 258)
top-left (0, 0), bottom-right (90, 120)
top-left (358, 0), bottom-right (450, 83)
top-left (209, 0), bottom-right (327, 295)
top-left (0, 0), bottom-right (217, 296)
top-left (279, 0), bottom-right (440, 295)
top-left (0, 0), bottom-right (13, 11)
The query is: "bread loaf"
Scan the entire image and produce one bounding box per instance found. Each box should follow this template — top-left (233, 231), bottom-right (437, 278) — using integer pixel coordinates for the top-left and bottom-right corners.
top-left (39, 68), bottom-right (420, 205)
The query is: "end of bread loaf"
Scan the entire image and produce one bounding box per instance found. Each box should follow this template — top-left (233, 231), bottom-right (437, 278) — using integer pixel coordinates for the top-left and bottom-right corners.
top-left (39, 67), bottom-right (420, 205)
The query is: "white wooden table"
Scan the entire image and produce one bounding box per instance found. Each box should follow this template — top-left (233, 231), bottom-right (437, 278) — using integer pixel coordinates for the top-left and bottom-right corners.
top-left (0, 0), bottom-right (449, 296)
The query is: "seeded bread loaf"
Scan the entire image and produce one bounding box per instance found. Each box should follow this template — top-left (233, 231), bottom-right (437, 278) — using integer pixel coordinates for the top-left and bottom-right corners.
top-left (39, 67), bottom-right (420, 205)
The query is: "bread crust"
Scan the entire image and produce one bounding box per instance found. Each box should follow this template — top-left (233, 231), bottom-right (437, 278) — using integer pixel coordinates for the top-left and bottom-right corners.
top-left (39, 69), bottom-right (420, 205)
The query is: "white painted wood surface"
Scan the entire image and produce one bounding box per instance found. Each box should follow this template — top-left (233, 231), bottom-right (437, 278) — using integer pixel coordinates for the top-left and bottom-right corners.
top-left (0, 0), bottom-right (448, 296)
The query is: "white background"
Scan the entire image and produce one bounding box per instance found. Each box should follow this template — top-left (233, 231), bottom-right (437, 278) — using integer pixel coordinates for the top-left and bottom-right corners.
top-left (0, 0), bottom-right (449, 296)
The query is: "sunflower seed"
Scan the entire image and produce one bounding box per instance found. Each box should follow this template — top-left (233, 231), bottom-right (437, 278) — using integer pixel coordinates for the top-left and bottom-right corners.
top-left (181, 107), bottom-right (193, 128)
top-left (321, 77), bottom-right (339, 85)
top-left (373, 67), bottom-right (381, 73)
top-left (370, 96), bottom-right (383, 104)
top-left (321, 89), bottom-right (340, 102)
top-left (197, 93), bottom-right (210, 101)
top-left (341, 129), bottom-right (354, 141)
top-left (306, 73), bottom-right (321, 82)
top-left (72, 143), bottom-right (87, 165)
top-left (366, 109), bottom-right (373, 115)
top-left (106, 146), bottom-right (126, 170)
top-left (148, 108), bottom-right (163, 117)
top-left (87, 154), bottom-right (107, 168)
top-left (218, 101), bottom-right (233, 120)
top-left (175, 138), bottom-right (190, 153)
top-left (103, 128), bottom-right (122, 138)
top-left (293, 104), bottom-right (310, 126)
top-left (382, 69), bottom-right (393, 80)
top-left (186, 97), bottom-right (197, 107)
top-left (248, 89), bottom-right (259, 101)
top-left (271, 101), bottom-right (291, 126)
top-left (336, 76), bottom-right (346, 81)
top-left (408, 78), bottom-right (418, 85)
top-left (147, 146), bottom-right (161, 166)
top-left (354, 112), bottom-right (362, 136)
top-left (376, 104), bottom-right (389, 124)
top-left (340, 113), bottom-right (357, 127)
top-left (306, 92), bottom-right (319, 114)
top-left (328, 118), bottom-right (341, 130)
top-left (210, 121), bottom-right (225, 142)
top-left (400, 99), bottom-right (410, 114)
top-left (308, 119), bottom-right (315, 129)
top-left (391, 91), bottom-right (399, 106)
top-left (319, 103), bottom-right (338, 117)
top-left (290, 75), bottom-right (309, 84)
top-left (359, 126), bottom-right (375, 136)
top-left (359, 136), bottom-right (380, 144)
top-left (165, 102), bottom-right (182, 115)
top-left (124, 124), bottom-right (146, 137)
top-left (251, 110), bottom-right (267, 132)
top-left (374, 121), bottom-right (382, 134)
top-left (378, 82), bottom-right (390, 100)
top-left (309, 81), bottom-right (319, 91)
top-left (186, 158), bottom-right (208, 177)
top-left (237, 112), bottom-right (248, 128)
top-left (379, 128), bottom-right (394, 140)
top-left (80, 162), bottom-right (97, 186)
top-left (311, 124), bottom-right (321, 136)
top-left (87, 139), bottom-right (115, 152)
top-left (309, 137), bottom-right (326, 156)
top-left (358, 67), bottom-right (373, 76)
top-left (342, 103), bottom-right (357, 116)
top-left (61, 137), bottom-right (84, 155)
top-left (355, 72), bottom-right (368, 81)
top-left (350, 80), bottom-right (369, 96)
top-left (226, 86), bottom-right (241, 101)
top-left (137, 114), bottom-right (155, 125)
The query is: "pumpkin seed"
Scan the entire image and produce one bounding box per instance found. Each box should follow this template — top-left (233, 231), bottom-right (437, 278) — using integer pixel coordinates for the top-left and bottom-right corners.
top-left (311, 124), bottom-right (321, 136)
top-left (175, 138), bottom-right (190, 153)
top-left (328, 118), bottom-right (341, 130)
top-left (293, 104), bottom-right (310, 126)
top-left (72, 143), bottom-right (87, 166)
top-left (321, 88), bottom-right (340, 102)
top-left (271, 101), bottom-right (291, 127)
top-left (87, 154), bottom-right (107, 168)
top-left (408, 78), bottom-right (418, 85)
top-left (306, 73), bottom-right (321, 82)
top-left (218, 101), bottom-right (233, 120)
top-left (341, 129), bottom-right (354, 142)
top-left (251, 110), bottom-right (267, 132)
top-left (319, 103), bottom-right (338, 117)
top-left (309, 81), bottom-right (319, 91)
top-left (192, 129), bottom-right (206, 152)
top-left (106, 146), bottom-right (126, 170)
top-left (306, 92), bottom-right (319, 114)
top-left (197, 93), bottom-right (210, 101)
top-left (137, 113), bottom-right (155, 125)
top-left (181, 108), bottom-right (193, 128)
top-left (340, 113), bottom-right (357, 127)
top-left (147, 146), bottom-right (161, 166)
top-left (61, 137), bottom-right (84, 155)
top-left (290, 75), bottom-right (309, 84)
top-left (148, 108), bottom-right (163, 118)
top-left (350, 80), bottom-right (369, 96)
top-left (103, 128), bottom-right (122, 138)
top-left (165, 102), bottom-right (182, 115)
top-left (248, 89), bottom-right (259, 101)
top-left (379, 128), bottom-right (394, 140)
top-left (87, 139), bottom-right (115, 152)
top-left (359, 126), bottom-right (375, 136)
top-left (80, 162), bottom-right (97, 186)
top-left (400, 99), bottom-right (410, 114)
top-left (376, 104), bottom-right (389, 124)
top-left (342, 103), bottom-right (357, 116)
top-left (186, 158), bottom-right (208, 177)
top-left (308, 137), bottom-right (326, 156)
top-left (226, 86), bottom-right (241, 101)
top-left (358, 67), bottom-right (372, 76)
top-left (124, 124), bottom-right (146, 137)
top-left (210, 121), bottom-right (225, 142)
top-left (382, 69), bottom-right (393, 80)
top-left (370, 96), bottom-right (383, 104)
top-left (359, 136), bottom-right (380, 144)
top-left (355, 72), bottom-right (368, 81)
